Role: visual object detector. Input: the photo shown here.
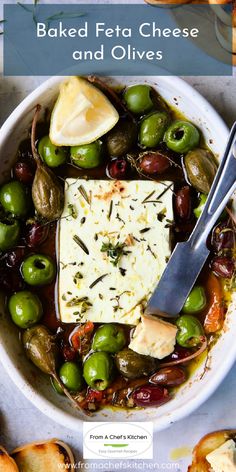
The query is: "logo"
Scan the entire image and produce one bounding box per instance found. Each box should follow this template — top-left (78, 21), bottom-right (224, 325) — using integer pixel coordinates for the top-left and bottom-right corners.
top-left (83, 422), bottom-right (153, 459)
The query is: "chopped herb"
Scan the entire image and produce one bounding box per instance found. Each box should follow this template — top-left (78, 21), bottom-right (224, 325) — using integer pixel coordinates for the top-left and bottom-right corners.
top-left (101, 241), bottom-right (130, 266)
top-left (147, 245), bottom-right (157, 259)
top-left (73, 235), bottom-right (89, 255)
top-left (73, 271), bottom-right (83, 284)
top-left (94, 233), bottom-right (98, 241)
top-left (68, 203), bottom-right (77, 219)
top-left (78, 185), bottom-right (91, 205)
top-left (89, 273), bottom-right (108, 289)
top-left (107, 200), bottom-right (113, 220)
top-left (66, 296), bottom-right (92, 314)
top-left (157, 211), bottom-right (166, 222)
top-left (67, 291), bottom-right (72, 295)
top-left (130, 205), bottom-right (135, 211)
top-left (80, 217), bottom-right (86, 225)
top-left (109, 287), bottom-right (116, 291)
top-left (119, 267), bottom-right (127, 276)
top-left (62, 294), bottom-right (67, 301)
top-left (99, 293), bottom-right (104, 300)
top-left (60, 261), bottom-right (67, 270)
top-left (111, 291), bottom-right (131, 312)
top-left (133, 236), bottom-right (140, 243)
top-left (165, 256), bottom-right (170, 263)
top-left (139, 227), bottom-right (151, 234)
top-left (116, 213), bottom-right (125, 225)
top-left (142, 191), bottom-right (155, 204)
top-left (73, 311), bottom-right (81, 317)
top-left (156, 183), bottom-right (173, 200)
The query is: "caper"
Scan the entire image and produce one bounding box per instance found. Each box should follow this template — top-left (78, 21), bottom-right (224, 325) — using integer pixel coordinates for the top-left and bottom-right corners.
top-left (115, 348), bottom-right (157, 379)
top-left (32, 164), bottom-right (64, 220)
top-left (22, 325), bottom-right (58, 375)
top-left (184, 148), bottom-right (217, 194)
top-left (106, 120), bottom-right (137, 157)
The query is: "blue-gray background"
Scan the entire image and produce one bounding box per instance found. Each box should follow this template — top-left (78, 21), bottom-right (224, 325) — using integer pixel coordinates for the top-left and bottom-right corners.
top-left (3, 3), bottom-right (232, 76)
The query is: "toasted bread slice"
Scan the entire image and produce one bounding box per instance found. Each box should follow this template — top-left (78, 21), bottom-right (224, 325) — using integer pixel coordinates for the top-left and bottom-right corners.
top-left (0, 446), bottom-right (19, 472)
top-left (188, 430), bottom-right (236, 471)
top-left (12, 439), bottom-right (75, 472)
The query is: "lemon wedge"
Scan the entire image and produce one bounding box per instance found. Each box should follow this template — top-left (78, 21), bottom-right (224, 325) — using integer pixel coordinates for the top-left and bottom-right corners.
top-left (49, 76), bottom-right (119, 146)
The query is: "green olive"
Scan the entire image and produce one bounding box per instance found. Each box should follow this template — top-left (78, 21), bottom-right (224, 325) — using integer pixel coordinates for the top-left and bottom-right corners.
top-left (0, 219), bottom-right (20, 251)
top-left (139, 112), bottom-right (169, 148)
top-left (71, 140), bottom-right (103, 169)
top-left (184, 148), bottom-right (217, 193)
top-left (8, 290), bottom-right (43, 329)
top-left (0, 181), bottom-right (30, 217)
top-left (164, 120), bottom-right (200, 154)
top-left (59, 361), bottom-right (83, 392)
top-left (194, 194), bottom-right (207, 218)
top-left (83, 352), bottom-right (114, 391)
top-left (38, 135), bottom-right (67, 168)
top-left (106, 120), bottom-right (137, 157)
top-left (182, 285), bottom-right (207, 313)
top-left (124, 85), bottom-right (153, 114)
top-left (92, 324), bottom-right (126, 353)
top-left (21, 254), bottom-right (56, 286)
top-left (176, 314), bottom-right (204, 348)
top-left (115, 348), bottom-right (156, 379)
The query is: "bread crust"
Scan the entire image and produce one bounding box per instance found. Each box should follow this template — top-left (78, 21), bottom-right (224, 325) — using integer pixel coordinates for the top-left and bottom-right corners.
top-left (12, 439), bottom-right (75, 472)
top-left (188, 430), bottom-right (236, 471)
top-left (0, 446), bottom-right (19, 472)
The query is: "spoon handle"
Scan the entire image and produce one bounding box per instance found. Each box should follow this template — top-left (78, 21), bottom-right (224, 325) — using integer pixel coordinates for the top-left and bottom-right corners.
top-left (190, 122), bottom-right (236, 249)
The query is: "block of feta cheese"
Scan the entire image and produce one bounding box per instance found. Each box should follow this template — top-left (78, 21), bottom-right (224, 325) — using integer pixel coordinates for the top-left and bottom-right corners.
top-left (58, 179), bottom-right (173, 325)
top-left (129, 314), bottom-right (177, 359)
top-left (206, 440), bottom-right (236, 472)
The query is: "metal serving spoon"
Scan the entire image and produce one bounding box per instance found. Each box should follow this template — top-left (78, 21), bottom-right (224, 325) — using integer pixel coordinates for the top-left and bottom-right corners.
top-left (145, 122), bottom-right (236, 318)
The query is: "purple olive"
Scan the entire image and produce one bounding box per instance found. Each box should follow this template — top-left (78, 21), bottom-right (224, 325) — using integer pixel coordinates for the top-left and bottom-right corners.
top-left (211, 256), bottom-right (235, 279)
top-left (132, 385), bottom-right (170, 407)
top-left (0, 268), bottom-right (24, 292)
top-left (149, 366), bottom-right (186, 387)
top-left (5, 247), bottom-right (26, 268)
top-left (211, 222), bottom-right (235, 253)
top-left (25, 223), bottom-right (49, 248)
top-left (139, 151), bottom-right (170, 175)
top-left (175, 186), bottom-right (192, 221)
top-left (164, 346), bottom-right (192, 363)
top-left (14, 161), bottom-right (35, 185)
top-left (107, 158), bottom-right (128, 180)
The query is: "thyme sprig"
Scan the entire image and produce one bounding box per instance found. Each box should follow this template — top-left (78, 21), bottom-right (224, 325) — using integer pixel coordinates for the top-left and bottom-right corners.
top-left (66, 296), bottom-right (92, 314)
top-left (101, 241), bottom-right (130, 266)
top-left (68, 203), bottom-right (77, 219)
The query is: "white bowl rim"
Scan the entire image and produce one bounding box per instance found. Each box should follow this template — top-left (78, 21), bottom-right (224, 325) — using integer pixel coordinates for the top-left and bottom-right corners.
top-left (0, 74), bottom-right (233, 432)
